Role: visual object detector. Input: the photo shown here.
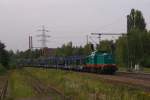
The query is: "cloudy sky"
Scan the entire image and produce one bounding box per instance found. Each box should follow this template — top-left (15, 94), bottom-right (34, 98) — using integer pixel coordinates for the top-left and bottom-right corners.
top-left (0, 0), bottom-right (150, 51)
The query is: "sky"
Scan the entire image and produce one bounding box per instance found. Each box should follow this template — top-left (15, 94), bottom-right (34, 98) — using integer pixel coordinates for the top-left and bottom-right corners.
top-left (0, 0), bottom-right (150, 51)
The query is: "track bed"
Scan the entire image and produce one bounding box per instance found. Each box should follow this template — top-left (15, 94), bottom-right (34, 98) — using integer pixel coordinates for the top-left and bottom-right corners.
top-left (19, 70), bottom-right (64, 100)
top-left (24, 67), bottom-right (150, 100)
top-left (7, 70), bottom-right (63, 100)
top-left (117, 72), bottom-right (150, 80)
top-left (0, 75), bottom-right (8, 100)
top-left (78, 71), bottom-right (150, 92)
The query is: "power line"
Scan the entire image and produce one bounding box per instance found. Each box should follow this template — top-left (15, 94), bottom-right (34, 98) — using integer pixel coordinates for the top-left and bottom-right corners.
top-left (89, 36), bottom-right (97, 44)
top-left (91, 33), bottom-right (125, 42)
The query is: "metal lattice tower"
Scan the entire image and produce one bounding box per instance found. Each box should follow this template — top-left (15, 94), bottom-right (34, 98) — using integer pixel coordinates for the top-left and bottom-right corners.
top-left (37, 25), bottom-right (50, 48)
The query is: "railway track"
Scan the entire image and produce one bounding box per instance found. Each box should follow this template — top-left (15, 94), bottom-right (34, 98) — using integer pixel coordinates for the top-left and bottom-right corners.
top-left (0, 80), bottom-right (8, 100)
top-left (26, 66), bottom-right (150, 80)
top-left (116, 71), bottom-right (150, 80)
top-left (20, 70), bottom-right (65, 100)
top-left (75, 70), bottom-right (150, 92)
top-left (23, 67), bottom-right (150, 92)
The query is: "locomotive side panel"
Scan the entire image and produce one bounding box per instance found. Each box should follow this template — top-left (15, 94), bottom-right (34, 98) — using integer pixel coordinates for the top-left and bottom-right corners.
top-left (83, 52), bottom-right (117, 74)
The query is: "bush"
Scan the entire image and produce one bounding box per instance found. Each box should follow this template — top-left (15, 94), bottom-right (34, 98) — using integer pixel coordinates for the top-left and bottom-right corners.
top-left (0, 50), bottom-right (10, 69)
top-left (141, 57), bottom-right (150, 68)
top-left (0, 64), bottom-right (7, 75)
top-left (9, 63), bottom-right (17, 69)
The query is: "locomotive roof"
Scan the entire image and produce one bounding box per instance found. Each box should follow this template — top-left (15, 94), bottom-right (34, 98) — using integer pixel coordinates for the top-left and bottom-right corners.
top-left (88, 51), bottom-right (111, 57)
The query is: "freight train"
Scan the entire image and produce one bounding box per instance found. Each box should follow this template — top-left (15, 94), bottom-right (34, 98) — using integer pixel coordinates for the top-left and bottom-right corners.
top-left (18, 51), bottom-right (118, 74)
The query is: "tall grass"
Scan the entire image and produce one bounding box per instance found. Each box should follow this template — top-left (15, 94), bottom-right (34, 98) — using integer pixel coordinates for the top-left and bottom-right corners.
top-left (25, 68), bottom-right (150, 100)
top-left (8, 70), bottom-right (35, 99)
top-left (143, 68), bottom-right (150, 73)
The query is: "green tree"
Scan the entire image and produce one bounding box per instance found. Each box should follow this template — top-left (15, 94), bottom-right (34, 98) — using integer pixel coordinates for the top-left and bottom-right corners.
top-left (140, 31), bottom-right (150, 67)
top-left (54, 42), bottom-right (74, 56)
top-left (126, 9), bottom-right (148, 69)
top-left (0, 50), bottom-right (9, 68)
top-left (65, 42), bottom-right (73, 56)
top-left (83, 43), bottom-right (93, 55)
top-left (115, 36), bottom-right (128, 68)
top-left (127, 29), bottom-right (150, 68)
top-left (97, 40), bottom-right (114, 53)
top-left (127, 9), bottom-right (146, 32)
top-left (72, 46), bottom-right (84, 56)
top-left (0, 42), bottom-right (10, 69)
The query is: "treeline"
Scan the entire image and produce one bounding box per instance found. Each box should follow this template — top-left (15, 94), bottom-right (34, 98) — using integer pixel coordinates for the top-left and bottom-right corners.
top-left (14, 42), bottom-right (93, 58)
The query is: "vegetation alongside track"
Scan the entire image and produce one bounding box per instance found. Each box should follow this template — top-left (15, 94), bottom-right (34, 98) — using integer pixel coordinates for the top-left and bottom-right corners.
top-left (20, 69), bottom-right (64, 100)
top-left (1, 67), bottom-right (150, 100)
top-left (8, 70), bottom-right (35, 99)
top-left (118, 67), bottom-right (150, 73)
top-left (0, 64), bottom-right (7, 75)
top-left (0, 74), bottom-right (8, 100)
top-left (143, 68), bottom-right (150, 73)
top-left (24, 67), bottom-right (150, 100)
top-left (5, 69), bottom-right (63, 100)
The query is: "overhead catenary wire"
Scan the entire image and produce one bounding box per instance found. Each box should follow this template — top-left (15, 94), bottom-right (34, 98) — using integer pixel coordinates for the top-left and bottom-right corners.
top-left (89, 36), bottom-right (98, 44)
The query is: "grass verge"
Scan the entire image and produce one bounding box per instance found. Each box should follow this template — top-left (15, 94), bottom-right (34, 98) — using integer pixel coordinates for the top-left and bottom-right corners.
top-left (143, 68), bottom-right (150, 73)
top-left (8, 70), bottom-right (35, 99)
top-left (25, 67), bottom-right (150, 100)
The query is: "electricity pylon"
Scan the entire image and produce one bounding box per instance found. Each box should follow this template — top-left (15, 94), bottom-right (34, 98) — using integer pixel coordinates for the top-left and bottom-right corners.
top-left (37, 25), bottom-right (50, 48)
